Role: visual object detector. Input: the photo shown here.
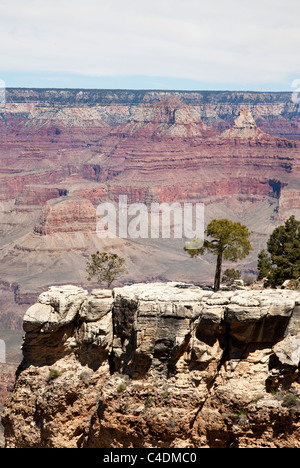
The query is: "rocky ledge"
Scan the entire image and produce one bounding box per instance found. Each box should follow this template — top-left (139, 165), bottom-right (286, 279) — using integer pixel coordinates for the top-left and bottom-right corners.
top-left (2, 282), bottom-right (300, 448)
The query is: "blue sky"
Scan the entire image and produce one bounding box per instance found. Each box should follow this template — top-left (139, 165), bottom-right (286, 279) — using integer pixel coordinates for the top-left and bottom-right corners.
top-left (2, 72), bottom-right (299, 92)
top-left (1, 0), bottom-right (299, 91)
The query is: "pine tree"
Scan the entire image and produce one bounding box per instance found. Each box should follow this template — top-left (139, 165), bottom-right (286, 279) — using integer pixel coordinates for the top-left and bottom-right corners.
top-left (257, 249), bottom-right (272, 280)
top-left (184, 218), bottom-right (253, 291)
top-left (258, 216), bottom-right (300, 286)
top-left (222, 268), bottom-right (241, 285)
top-left (86, 251), bottom-right (127, 288)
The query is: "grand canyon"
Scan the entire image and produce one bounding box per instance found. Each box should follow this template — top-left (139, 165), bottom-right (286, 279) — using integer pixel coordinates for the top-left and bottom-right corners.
top-left (0, 89), bottom-right (300, 447)
top-left (0, 89), bottom-right (300, 329)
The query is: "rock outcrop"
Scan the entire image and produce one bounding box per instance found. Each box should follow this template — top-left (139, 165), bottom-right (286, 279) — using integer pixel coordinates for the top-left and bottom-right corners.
top-left (2, 283), bottom-right (300, 448)
top-left (33, 197), bottom-right (97, 235)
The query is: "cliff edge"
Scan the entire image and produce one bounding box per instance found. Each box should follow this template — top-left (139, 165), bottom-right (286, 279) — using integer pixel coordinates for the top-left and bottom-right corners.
top-left (2, 282), bottom-right (300, 448)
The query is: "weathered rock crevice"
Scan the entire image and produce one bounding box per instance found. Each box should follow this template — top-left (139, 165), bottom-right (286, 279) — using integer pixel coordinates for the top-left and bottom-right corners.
top-left (2, 282), bottom-right (300, 448)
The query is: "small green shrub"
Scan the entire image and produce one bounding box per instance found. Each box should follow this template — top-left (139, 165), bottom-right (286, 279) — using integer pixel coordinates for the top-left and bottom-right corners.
top-left (117, 383), bottom-right (127, 393)
top-left (284, 279), bottom-right (300, 290)
top-left (143, 396), bottom-right (155, 414)
top-left (222, 268), bottom-right (241, 285)
top-left (233, 409), bottom-right (249, 427)
top-left (49, 369), bottom-right (62, 380)
top-left (282, 393), bottom-right (300, 409)
top-left (234, 408), bottom-right (248, 418)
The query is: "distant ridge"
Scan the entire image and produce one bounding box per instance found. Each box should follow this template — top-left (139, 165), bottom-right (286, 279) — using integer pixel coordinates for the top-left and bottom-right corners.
top-left (4, 88), bottom-right (294, 106)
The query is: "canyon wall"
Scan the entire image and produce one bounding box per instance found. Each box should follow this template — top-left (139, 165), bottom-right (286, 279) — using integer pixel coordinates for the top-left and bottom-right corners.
top-left (0, 89), bottom-right (300, 331)
top-left (2, 282), bottom-right (300, 448)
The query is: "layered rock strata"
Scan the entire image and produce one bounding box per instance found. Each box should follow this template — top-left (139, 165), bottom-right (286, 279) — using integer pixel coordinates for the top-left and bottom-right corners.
top-left (1, 89), bottom-right (300, 329)
top-left (2, 283), bottom-right (300, 448)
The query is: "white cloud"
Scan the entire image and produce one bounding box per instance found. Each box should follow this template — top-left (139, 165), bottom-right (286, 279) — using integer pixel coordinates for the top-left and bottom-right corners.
top-left (1, 0), bottom-right (300, 86)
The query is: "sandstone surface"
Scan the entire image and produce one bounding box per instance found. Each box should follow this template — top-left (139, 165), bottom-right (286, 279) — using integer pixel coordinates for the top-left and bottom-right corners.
top-left (2, 283), bottom-right (300, 448)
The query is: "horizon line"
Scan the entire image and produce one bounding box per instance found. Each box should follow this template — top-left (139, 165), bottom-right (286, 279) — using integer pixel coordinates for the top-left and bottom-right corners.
top-left (5, 87), bottom-right (294, 94)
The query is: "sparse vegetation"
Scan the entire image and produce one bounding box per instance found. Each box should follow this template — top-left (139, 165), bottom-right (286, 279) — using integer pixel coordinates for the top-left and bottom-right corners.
top-left (233, 408), bottom-right (249, 426)
top-left (257, 249), bottom-right (272, 280)
top-left (281, 393), bottom-right (300, 409)
top-left (234, 408), bottom-right (248, 418)
top-left (257, 215), bottom-right (300, 287)
top-left (143, 396), bottom-right (155, 413)
top-left (222, 268), bottom-right (241, 285)
top-left (48, 369), bottom-right (62, 380)
top-left (184, 218), bottom-right (253, 291)
top-left (282, 278), bottom-right (300, 290)
top-left (242, 272), bottom-right (256, 286)
top-left (117, 383), bottom-right (127, 393)
top-left (86, 251), bottom-right (127, 288)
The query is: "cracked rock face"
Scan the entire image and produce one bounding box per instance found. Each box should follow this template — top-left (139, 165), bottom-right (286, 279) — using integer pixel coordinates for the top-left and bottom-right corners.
top-left (2, 283), bottom-right (300, 448)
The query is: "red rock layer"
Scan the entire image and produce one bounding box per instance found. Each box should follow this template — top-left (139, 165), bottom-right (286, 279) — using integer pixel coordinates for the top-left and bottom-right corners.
top-left (0, 89), bottom-right (299, 330)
